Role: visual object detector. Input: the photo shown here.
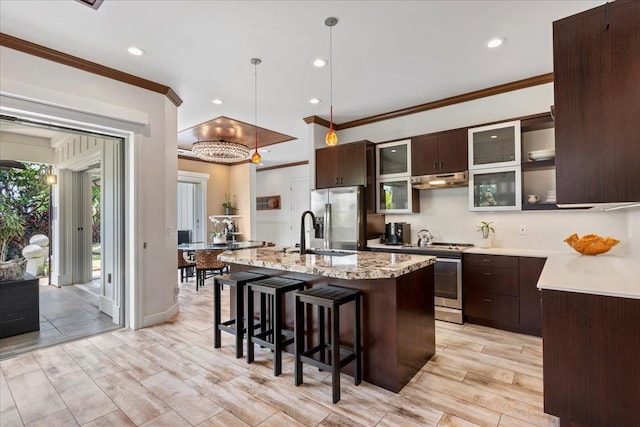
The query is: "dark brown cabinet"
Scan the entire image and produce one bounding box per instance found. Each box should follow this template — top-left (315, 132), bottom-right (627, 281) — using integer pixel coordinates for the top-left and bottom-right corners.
top-left (542, 290), bottom-right (640, 426)
top-left (411, 128), bottom-right (467, 176)
top-left (553, 0), bottom-right (640, 204)
top-left (518, 257), bottom-right (545, 336)
top-left (316, 141), bottom-right (368, 189)
top-left (463, 253), bottom-right (544, 336)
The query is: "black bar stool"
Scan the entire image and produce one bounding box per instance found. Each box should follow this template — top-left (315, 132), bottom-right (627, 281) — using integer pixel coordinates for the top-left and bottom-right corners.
top-left (246, 277), bottom-right (306, 376)
top-left (213, 271), bottom-right (266, 358)
top-left (294, 285), bottom-right (362, 403)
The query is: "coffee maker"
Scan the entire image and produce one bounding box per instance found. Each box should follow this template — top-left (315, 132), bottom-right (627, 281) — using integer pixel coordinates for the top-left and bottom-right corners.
top-left (385, 222), bottom-right (410, 245)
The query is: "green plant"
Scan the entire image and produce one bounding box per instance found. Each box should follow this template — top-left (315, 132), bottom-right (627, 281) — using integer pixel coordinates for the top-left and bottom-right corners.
top-left (477, 221), bottom-right (495, 239)
top-left (0, 206), bottom-right (25, 261)
top-left (0, 163), bottom-right (50, 256)
top-left (222, 194), bottom-right (236, 209)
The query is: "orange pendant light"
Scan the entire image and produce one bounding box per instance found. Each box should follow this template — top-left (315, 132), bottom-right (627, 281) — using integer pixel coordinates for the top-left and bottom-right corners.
top-left (250, 58), bottom-right (262, 164)
top-left (325, 17), bottom-right (338, 146)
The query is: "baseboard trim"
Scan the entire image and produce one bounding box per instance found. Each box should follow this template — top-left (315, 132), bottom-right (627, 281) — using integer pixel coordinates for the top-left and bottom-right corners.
top-left (142, 302), bottom-right (179, 328)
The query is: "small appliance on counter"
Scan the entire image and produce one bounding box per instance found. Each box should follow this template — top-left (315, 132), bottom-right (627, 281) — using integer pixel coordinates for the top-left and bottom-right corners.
top-left (385, 222), bottom-right (410, 245)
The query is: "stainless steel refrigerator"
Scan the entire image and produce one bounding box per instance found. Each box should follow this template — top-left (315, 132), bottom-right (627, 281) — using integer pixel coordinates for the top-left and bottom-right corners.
top-left (309, 185), bottom-right (366, 251)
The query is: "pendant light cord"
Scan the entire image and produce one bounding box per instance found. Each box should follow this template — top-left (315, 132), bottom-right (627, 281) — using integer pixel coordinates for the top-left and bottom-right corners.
top-left (254, 61), bottom-right (258, 145)
top-left (329, 23), bottom-right (333, 127)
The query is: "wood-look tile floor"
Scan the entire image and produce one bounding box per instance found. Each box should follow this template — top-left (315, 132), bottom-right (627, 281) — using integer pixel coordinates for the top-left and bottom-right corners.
top-left (0, 278), bottom-right (558, 427)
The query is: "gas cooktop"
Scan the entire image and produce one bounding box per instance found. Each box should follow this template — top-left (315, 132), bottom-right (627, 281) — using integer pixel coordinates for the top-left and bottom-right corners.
top-left (401, 242), bottom-right (474, 252)
top-left (392, 242), bottom-right (474, 258)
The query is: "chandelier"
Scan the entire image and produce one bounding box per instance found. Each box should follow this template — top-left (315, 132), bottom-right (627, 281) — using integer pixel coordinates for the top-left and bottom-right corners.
top-left (191, 139), bottom-right (250, 163)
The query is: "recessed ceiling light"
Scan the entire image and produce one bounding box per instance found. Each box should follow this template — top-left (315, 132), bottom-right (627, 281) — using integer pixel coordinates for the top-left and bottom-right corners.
top-left (211, 99), bottom-right (224, 105)
top-left (486, 37), bottom-right (506, 49)
top-left (490, 135), bottom-right (498, 139)
top-left (309, 98), bottom-right (321, 104)
top-left (127, 46), bottom-right (145, 56)
top-left (313, 58), bottom-right (327, 67)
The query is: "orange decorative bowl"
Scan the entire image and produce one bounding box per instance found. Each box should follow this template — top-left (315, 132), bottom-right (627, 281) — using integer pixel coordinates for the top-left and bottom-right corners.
top-left (564, 233), bottom-right (620, 255)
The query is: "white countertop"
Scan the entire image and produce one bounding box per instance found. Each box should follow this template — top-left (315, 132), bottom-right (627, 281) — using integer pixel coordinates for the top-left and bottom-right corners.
top-left (367, 241), bottom-right (639, 299)
top-left (537, 252), bottom-right (640, 299)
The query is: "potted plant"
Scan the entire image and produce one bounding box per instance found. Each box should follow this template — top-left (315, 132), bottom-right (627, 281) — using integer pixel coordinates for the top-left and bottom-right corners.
top-left (0, 207), bottom-right (27, 281)
top-left (477, 220), bottom-right (495, 248)
top-left (222, 194), bottom-right (236, 215)
top-left (209, 217), bottom-right (226, 244)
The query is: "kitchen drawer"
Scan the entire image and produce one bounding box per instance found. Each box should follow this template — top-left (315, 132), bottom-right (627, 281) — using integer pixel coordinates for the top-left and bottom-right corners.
top-left (464, 266), bottom-right (519, 296)
top-left (464, 291), bottom-right (519, 328)
top-left (464, 253), bottom-right (518, 269)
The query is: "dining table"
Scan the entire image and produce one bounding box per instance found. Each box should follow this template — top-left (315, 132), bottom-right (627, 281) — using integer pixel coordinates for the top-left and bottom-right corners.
top-left (177, 241), bottom-right (266, 251)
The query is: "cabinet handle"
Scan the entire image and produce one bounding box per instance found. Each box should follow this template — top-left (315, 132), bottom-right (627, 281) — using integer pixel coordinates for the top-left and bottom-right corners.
top-left (483, 298), bottom-right (494, 303)
top-left (340, 177), bottom-right (343, 184)
top-left (483, 272), bottom-right (493, 276)
top-left (440, 161), bottom-right (443, 171)
top-left (434, 161), bottom-right (438, 172)
top-left (482, 259), bottom-right (493, 263)
top-left (335, 177), bottom-right (339, 185)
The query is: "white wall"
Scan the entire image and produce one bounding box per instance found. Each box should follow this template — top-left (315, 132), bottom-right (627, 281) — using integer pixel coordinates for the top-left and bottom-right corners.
top-left (626, 209), bottom-right (640, 257)
top-left (389, 186), bottom-right (631, 253)
top-left (1, 46), bottom-right (179, 328)
top-left (255, 164), bottom-right (310, 246)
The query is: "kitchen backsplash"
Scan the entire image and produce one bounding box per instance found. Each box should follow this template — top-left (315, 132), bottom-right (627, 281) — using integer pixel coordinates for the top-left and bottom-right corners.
top-left (385, 186), bottom-right (634, 254)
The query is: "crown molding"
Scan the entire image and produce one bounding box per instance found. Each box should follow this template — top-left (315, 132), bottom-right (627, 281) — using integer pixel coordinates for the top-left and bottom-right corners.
top-left (304, 73), bottom-right (554, 131)
top-left (0, 32), bottom-right (182, 107)
top-left (256, 160), bottom-right (309, 172)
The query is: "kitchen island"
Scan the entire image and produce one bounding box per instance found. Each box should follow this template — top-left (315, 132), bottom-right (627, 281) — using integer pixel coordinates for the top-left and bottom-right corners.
top-left (218, 247), bottom-right (436, 392)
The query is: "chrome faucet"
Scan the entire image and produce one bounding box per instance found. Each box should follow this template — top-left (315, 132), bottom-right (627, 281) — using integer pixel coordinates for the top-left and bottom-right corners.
top-left (300, 210), bottom-right (318, 255)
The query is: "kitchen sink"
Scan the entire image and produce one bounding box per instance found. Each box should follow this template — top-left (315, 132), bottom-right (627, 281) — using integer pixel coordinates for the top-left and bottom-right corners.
top-left (305, 249), bottom-right (354, 257)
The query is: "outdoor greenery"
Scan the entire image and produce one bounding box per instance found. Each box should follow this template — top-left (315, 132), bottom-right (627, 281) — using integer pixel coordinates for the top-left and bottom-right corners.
top-left (92, 178), bottom-right (101, 244)
top-left (0, 163), bottom-right (49, 260)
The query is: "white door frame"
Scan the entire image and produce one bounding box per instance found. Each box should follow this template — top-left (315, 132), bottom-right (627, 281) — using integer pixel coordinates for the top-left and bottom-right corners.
top-left (177, 170), bottom-right (209, 244)
top-left (1, 94), bottom-right (145, 329)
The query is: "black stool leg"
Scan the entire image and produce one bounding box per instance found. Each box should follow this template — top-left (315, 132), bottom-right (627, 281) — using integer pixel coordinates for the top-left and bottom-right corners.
top-left (274, 290), bottom-right (283, 376)
top-left (294, 295), bottom-right (304, 385)
top-left (319, 306), bottom-right (325, 365)
top-left (247, 285), bottom-right (255, 363)
top-left (214, 278), bottom-right (221, 348)
top-left (332, 305), bottom-right (340, 404)
top-left (235, 283), bottom-right (244, 358)
top-left (354, 293), bottom-right (362, 385)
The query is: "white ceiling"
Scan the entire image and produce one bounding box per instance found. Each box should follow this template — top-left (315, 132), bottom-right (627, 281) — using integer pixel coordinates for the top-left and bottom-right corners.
top-left (0, 0), bottom-right (604, 167)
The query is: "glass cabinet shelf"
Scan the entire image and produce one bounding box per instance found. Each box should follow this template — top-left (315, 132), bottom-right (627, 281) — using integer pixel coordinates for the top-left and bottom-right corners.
top-left (468, 120), bottom-right (521, 169)
top-left (376, 139), bottom-right (411, 179)
top-left (469, 166), bottom-right (522, 211)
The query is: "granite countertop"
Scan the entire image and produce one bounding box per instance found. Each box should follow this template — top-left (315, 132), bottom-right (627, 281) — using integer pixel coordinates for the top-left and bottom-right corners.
top-left (218, 247), bottom-right (436, 280)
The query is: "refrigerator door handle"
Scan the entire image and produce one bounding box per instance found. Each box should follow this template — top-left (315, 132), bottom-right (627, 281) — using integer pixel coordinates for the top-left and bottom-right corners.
top-left (324, 203), bottom-right (331, 249)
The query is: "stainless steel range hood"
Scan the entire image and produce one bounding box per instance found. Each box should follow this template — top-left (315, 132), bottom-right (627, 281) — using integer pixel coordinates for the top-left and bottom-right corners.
top-left (411, 171), bottom-right (468, 190)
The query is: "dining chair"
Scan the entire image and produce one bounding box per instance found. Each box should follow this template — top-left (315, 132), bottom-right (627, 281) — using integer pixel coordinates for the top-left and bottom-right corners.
top-left (178, 250), bottom-right (196, 283)
top-left (195, 249), bottom-right (228, 290)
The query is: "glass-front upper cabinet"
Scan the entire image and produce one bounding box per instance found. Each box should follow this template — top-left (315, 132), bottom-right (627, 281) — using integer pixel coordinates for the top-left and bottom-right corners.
top-left (469, 166), bottom-right (522, 211)
top-left (468, 121), bottom-right (521, 169)
top-left (376, 177), bottom-right (419, 214)
top-left (376, 139), bottom-right (411, 178)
